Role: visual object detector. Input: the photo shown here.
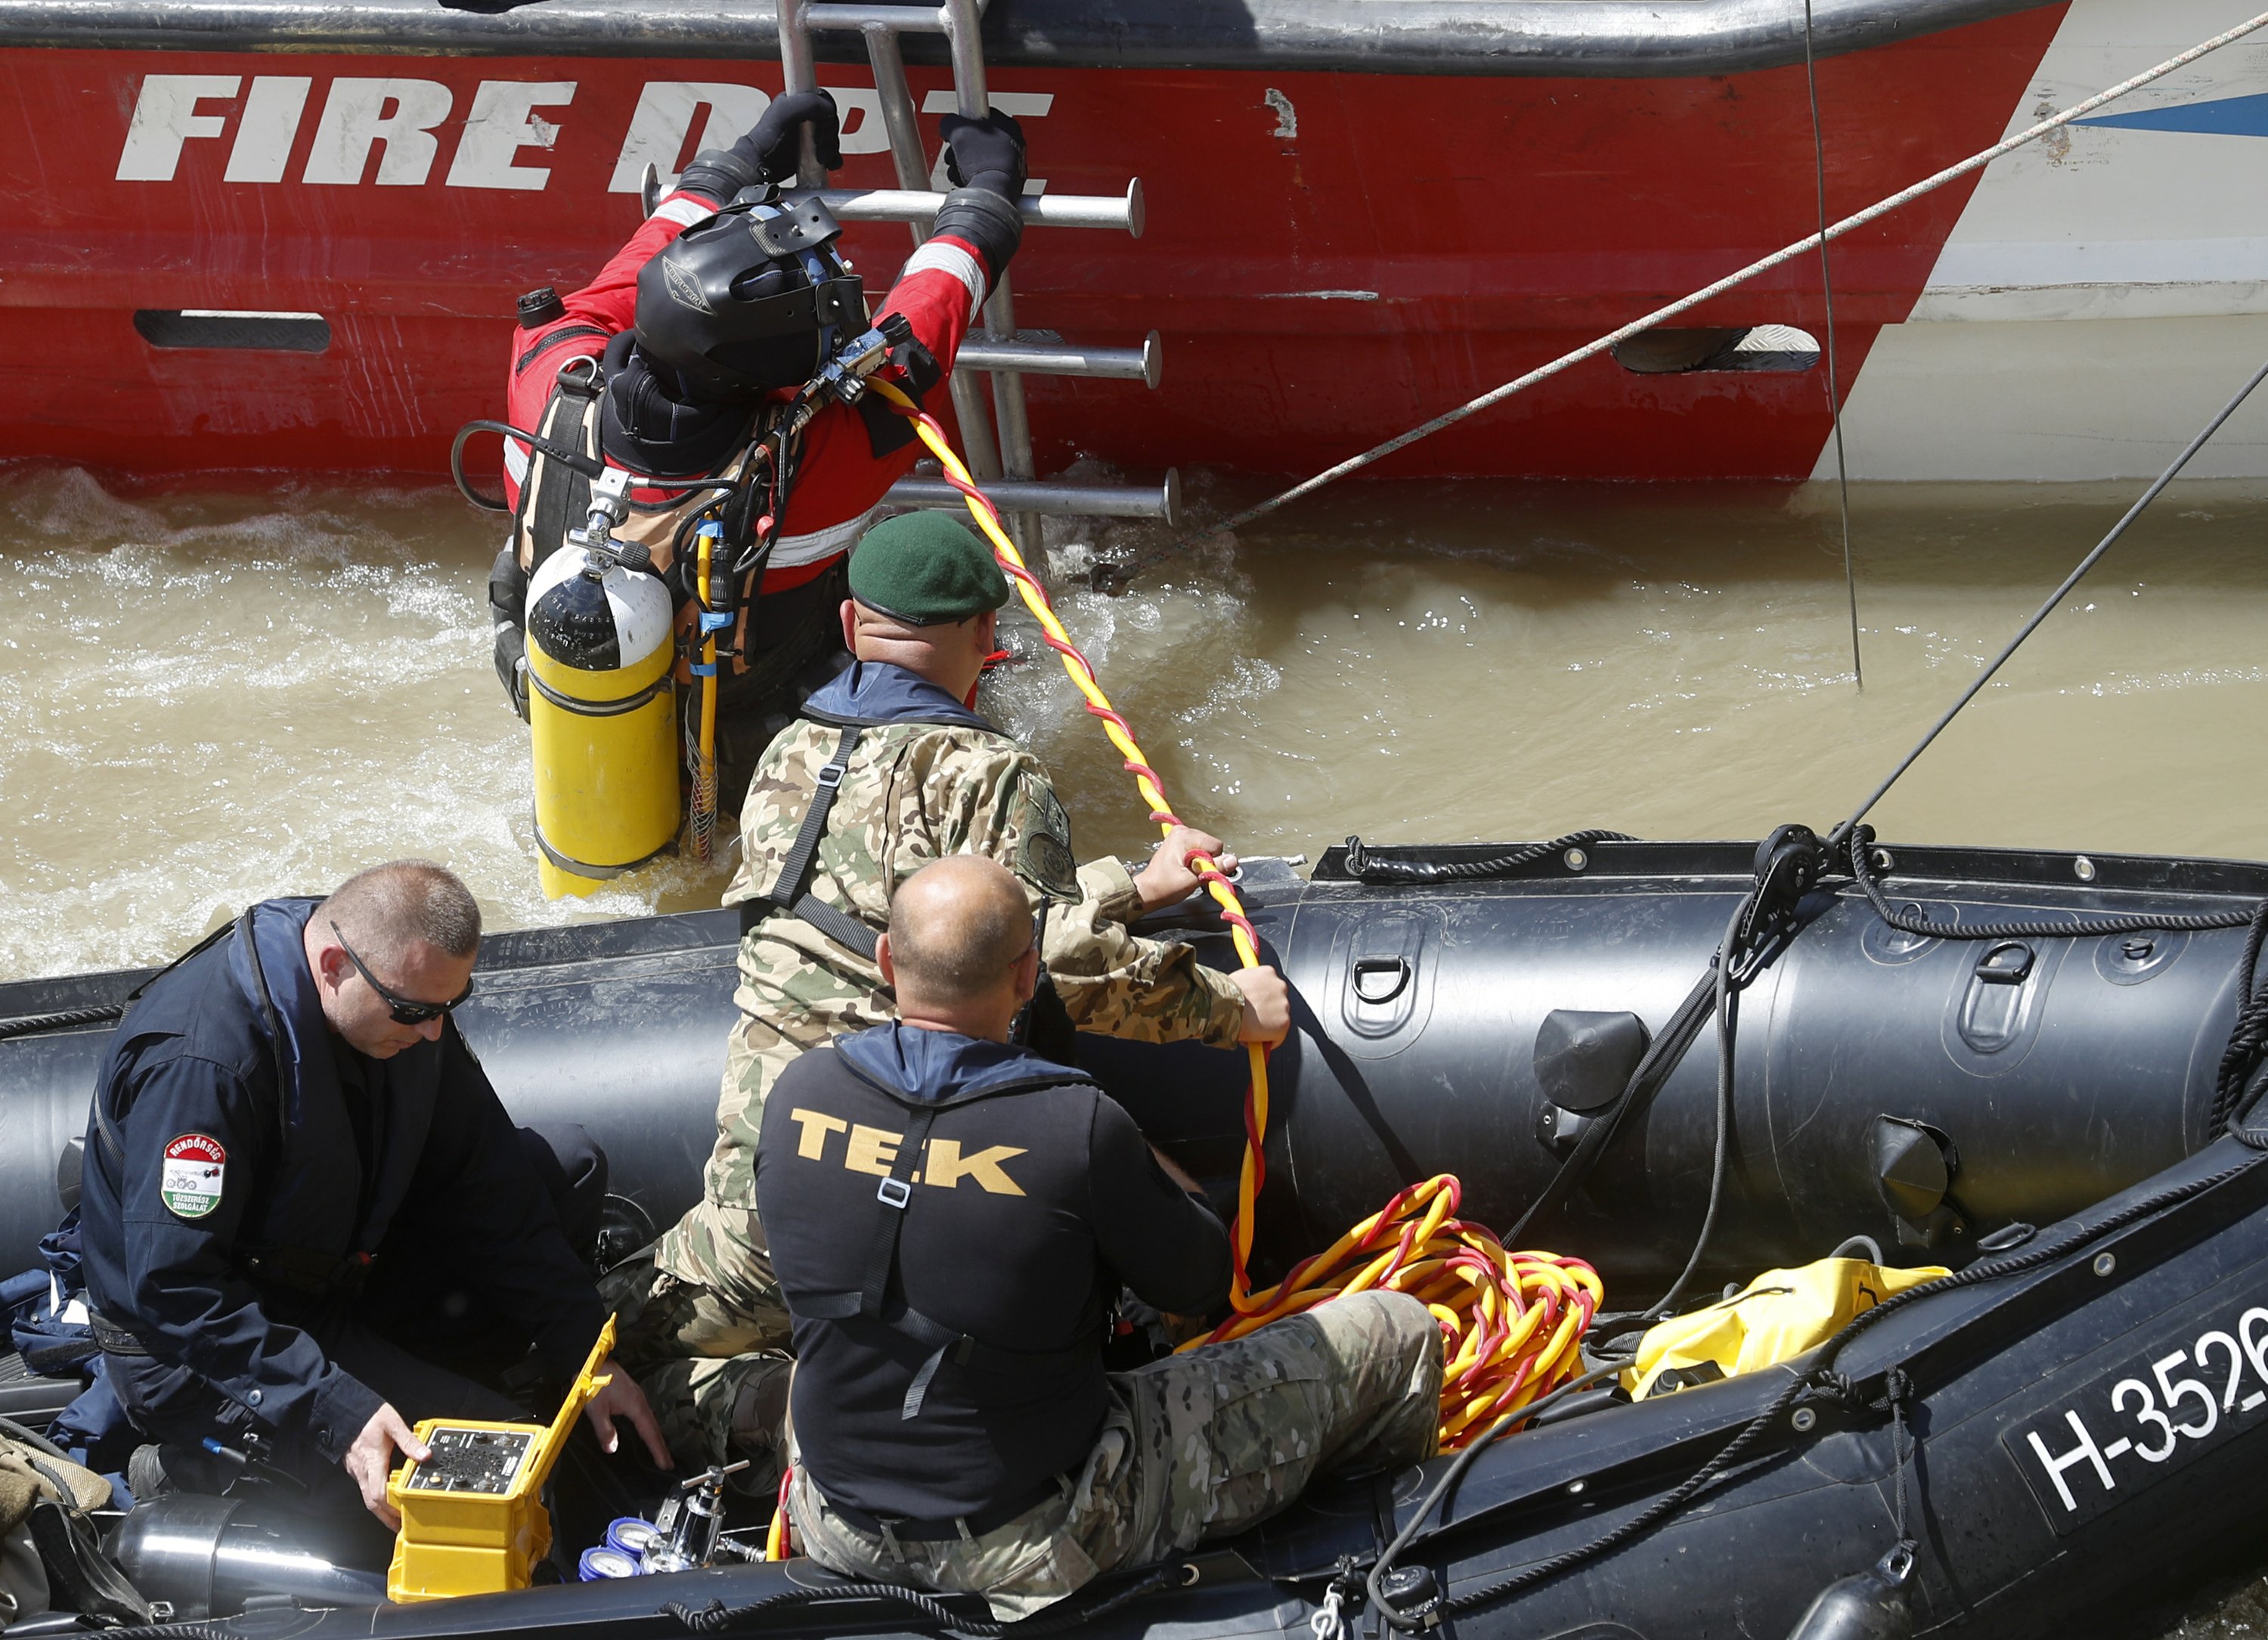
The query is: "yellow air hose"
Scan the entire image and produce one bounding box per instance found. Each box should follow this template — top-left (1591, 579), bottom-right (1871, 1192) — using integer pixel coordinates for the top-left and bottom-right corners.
top-left (689, 522), bottom-right (722, 864)
top-left (870, 378), bottom-right (1600, 1451)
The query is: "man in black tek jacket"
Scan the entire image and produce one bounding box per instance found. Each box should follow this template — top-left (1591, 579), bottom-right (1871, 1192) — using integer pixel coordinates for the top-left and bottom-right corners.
top-left (73, 861), bottom-right (669, 1528)
top-left (758, 855), bottom-right (1442, 1617)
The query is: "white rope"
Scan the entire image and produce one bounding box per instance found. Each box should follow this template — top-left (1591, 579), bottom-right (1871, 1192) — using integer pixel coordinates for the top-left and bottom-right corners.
top-left (1193, 8), bottom-right (2268, 545)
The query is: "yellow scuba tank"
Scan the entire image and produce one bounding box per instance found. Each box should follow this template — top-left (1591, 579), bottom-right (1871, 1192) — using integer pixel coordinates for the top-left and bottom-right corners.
top-left (523, 525), bottom-right (679, 900)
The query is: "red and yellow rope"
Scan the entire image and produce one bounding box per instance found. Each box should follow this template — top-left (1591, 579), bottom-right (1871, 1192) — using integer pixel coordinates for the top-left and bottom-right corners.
top-left (870, 379), bottom-right (1598, 1447)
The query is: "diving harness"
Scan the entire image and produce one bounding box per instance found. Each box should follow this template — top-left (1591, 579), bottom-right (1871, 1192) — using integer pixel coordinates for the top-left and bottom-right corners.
top-left (454, 311), bottom-right (917, 898)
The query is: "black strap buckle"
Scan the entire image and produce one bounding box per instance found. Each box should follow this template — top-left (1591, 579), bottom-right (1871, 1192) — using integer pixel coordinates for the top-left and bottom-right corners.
top-left (876, 1177), bottom-right (912, 1210)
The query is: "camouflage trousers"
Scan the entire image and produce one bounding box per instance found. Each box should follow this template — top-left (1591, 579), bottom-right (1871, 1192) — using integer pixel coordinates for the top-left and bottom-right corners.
top-left (600, 1255), bottom-right (794, 1498)
top-left (786, 1291), bottom-right (1444, 1619)
top-left (633, 961), bottom-right (890, 1491)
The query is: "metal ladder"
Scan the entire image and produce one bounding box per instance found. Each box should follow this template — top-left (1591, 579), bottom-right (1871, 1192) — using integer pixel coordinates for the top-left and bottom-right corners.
top-left (774, 0), bottom-right (1176, 552)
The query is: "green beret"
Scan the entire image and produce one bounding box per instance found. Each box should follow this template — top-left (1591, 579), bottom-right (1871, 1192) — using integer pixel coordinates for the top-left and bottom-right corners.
top-left (847, 512), bottom-right (1010, 625)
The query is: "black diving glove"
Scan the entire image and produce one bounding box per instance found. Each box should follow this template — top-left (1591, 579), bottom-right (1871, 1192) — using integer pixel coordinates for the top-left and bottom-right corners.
top-left (675, 90), bottom-right (843, 200)
top-left (929, 108), bottom-right (1028, 285)
top-left (939, 108), bottom-right (1027, 200)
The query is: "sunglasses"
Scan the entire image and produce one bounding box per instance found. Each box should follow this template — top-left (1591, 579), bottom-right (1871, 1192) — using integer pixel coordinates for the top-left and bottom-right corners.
top-left (330, 922), bottom-right (475, 1026)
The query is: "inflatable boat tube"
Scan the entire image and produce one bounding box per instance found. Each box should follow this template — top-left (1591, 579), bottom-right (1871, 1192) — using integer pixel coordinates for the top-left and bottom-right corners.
top-left (2, 838), bottom-right (2261, 1297)
top-left (5, 836), bottom-right (2267, 1638)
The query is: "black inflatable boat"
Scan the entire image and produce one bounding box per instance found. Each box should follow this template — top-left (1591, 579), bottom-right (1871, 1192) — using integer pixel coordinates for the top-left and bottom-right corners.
top-left (5, 831), bottom-right (2268, 1638)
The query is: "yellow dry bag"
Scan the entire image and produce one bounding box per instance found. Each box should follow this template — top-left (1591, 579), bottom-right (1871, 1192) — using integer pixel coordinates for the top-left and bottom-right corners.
top-left (1625, 1256), bottom-right (1950, 1400)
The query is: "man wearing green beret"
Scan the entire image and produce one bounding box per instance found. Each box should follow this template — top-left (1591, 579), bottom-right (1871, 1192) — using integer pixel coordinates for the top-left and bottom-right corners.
top-left (609, 511), bottom-right (1292, 1484)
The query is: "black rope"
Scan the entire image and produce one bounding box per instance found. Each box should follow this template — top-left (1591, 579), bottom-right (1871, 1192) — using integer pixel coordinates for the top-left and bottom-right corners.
top-left (1387, 1149), bottom-right (2268, 1623)
top-left (2210, 899), bottom-right (2268, 1133)
top-left (0, 1003), bottom-right (125, 1042)
top-left (1644, 894), bottom-right (1752, 1318)
top-left (1501, 860), bottom-right (1791, 1255)
top-left (1851, 834), bottom-right (2268, 1140)
top-left (1499, 969), bottom-right (1718, 1249)
top-left (1885, 1368), bottom-right (1919, 1555)
top-left (1341, 831), bottom-right (1636, 884)
top-left (1424, 1366), bottom-right (1814, 1622)
top-left (664, 1563), bottom-right (1182, 1640)
top-left (1846, 826), bottom-right (2257, 941)
top-left (1362, 1366), bottom-right (1625, 1627)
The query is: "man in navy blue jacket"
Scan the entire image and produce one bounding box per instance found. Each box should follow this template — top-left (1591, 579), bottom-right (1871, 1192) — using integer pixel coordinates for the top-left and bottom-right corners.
top-left (76, 861), bottom-right (668, 1526)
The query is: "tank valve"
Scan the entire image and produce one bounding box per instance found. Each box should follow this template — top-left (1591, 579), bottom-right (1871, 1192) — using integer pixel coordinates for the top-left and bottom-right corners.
top-left (643, 1460), bottom-right (751, 1573)
top-left (568, 468), bottom-right (641, 580)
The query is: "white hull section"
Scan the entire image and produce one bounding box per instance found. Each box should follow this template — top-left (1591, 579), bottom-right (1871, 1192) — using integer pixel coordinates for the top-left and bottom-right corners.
top-left (1823, 0), bottom-right (2268, 481)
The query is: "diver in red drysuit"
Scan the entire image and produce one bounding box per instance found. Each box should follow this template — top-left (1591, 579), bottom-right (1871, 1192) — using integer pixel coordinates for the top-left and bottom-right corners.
top-left (488, 91), bottom-right (1028, 803)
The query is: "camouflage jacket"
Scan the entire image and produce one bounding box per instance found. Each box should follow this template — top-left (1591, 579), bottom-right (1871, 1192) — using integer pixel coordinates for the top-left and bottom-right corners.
top-left (722, 662), bottom-right (1248, 1050)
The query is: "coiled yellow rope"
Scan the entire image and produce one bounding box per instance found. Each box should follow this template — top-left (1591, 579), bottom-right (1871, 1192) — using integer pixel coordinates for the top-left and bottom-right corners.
top-left (871, 379), bottom-right (1598, 1447)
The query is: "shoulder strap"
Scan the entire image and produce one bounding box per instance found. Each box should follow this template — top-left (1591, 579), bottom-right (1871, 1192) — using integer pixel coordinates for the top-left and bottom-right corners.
top-left (853, 1103), bottom-right (935, 1324)
top-left (795, 1100), bottom-right (1093, 1418)
top-left (522, 361), bottom-right (603, 576)
top-left (94, 908), bottom-right (240, 1162)
top-left (741, 725), bottom-right (880, 961)
top-left (235, 907), bottom-right (295, 1158)
top-left (122, 916), bottom-right (237, 1005)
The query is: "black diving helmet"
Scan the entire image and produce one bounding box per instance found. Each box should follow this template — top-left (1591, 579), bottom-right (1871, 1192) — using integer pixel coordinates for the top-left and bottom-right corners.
top-left (633, 191), bottom-right (864, 404)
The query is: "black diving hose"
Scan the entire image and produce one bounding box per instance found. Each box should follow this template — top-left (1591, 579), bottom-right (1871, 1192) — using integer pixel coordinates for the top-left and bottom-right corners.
top-left (449, 419), bottom-right (601, 513)
top-left (447, 419), bottom-right (751, 515)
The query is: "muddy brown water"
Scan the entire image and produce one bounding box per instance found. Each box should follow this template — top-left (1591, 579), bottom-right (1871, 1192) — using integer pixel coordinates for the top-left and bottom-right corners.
top-left (6, 467), bottom-right (2263, 981)
top-left (4, 465), bottom-right (2268, 1627)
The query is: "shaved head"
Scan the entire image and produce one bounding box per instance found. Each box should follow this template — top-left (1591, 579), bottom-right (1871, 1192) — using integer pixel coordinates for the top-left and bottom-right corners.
top-left (886, 855), bottom-right (1033, 1012)
top-left (318, 860), bottom-right (482, 967)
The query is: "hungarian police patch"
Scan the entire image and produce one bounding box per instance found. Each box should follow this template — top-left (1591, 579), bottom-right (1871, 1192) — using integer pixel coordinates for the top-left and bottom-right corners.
top-left (160, 1133), bottom-right (227, 1220)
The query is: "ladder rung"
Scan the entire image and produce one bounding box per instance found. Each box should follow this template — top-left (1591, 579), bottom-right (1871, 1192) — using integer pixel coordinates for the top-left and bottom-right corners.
top-left (885, 472), bottom-right (1180, 525)
top-left (803, 2), bottom-right (949, 33)
top-left (789, 182), bottom-right (1144, 237)
top-left (956, 332), bottom-right (1160, 389)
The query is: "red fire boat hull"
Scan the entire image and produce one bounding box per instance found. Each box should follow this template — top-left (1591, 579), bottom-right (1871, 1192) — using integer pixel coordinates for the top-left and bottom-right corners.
top-left (0, 7), bottom-right (2085, 483)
